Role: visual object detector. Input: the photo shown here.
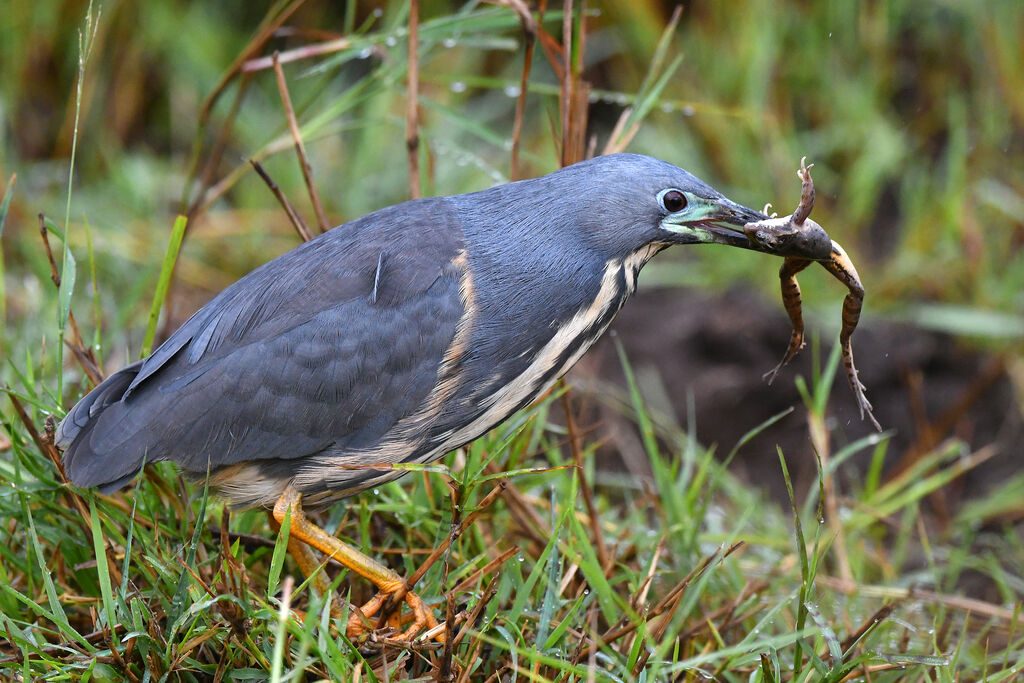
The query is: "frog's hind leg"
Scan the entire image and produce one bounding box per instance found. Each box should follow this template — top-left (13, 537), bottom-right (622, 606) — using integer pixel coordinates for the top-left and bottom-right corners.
top-left (766, 256), bottom-right (814, 384)
top-left (820, 243), bottom-right (882, 431)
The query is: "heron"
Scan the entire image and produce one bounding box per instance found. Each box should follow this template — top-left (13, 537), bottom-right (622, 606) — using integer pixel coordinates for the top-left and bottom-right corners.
top-left (56, 153), bottom-right (832, 641)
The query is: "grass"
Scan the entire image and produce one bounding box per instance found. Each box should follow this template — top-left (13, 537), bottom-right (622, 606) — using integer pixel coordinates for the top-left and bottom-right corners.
top-left (2, 0), bottom-right (1024, 680)
top-left (3, 341), bottom-right (1022, 679)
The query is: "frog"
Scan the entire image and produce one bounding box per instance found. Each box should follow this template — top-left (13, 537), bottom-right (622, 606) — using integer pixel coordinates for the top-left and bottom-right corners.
top-left (744, 158), bottom-right (881, 431)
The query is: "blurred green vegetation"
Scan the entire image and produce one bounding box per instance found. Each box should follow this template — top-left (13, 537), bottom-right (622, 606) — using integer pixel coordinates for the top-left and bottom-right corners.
top-left (3, 0), bottom-right (1023, 382)
top-left (1, 0), bottom-right (1023, 679)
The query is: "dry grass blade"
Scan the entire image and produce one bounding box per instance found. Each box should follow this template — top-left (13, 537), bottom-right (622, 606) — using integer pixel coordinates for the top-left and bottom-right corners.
top-left (272, 52), bottom-right (330, 233)
top-left (407, 482), bottom-right (506, 589)
top-left (406, 0), bottom-right (422, 199)
top-left (186, 73), bottom-right (253, 223)
top-left (834, 602), bottom-right (896, 659)
top-left (451, 546), bottom-right (519, 594)
top-left (558, 0), bottom-right (591, 167)
top-left (484, 461), bottom-right (549, 553)
top-left (183, 1), bottom-right (308, 222)
top-left (452, 574), bottom-right (501, 648)
top-left (630, 539), bottom-right (664, 612)
top-left (573, 542), bottom-right (745, 661)
top-left (198, 0), bottom-right (308, 124)
top-left (38, 215), bottom-right (103, 386)
top-left (560, 390), bottom-right (610, 572)
top-left (495, 0), bottom-right (538, 180)
top-left (248, 159), bottom-right (314, 242)
top-left (817, 574), bottom-right (1019, 622)
top-left (7, 396), bottom-right (124, 588)
top-left (244, 36), bottom-right (353, 72)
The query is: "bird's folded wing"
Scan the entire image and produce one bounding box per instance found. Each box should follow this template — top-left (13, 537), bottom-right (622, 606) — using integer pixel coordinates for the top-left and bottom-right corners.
top-left (60, 198), bottom-right (468, 490)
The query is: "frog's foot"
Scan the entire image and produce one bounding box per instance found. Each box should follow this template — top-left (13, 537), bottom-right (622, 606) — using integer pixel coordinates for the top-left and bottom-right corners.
top-left (841, 341), bottom-right (882, 431)
top-left (764, 330), bottom-right (805, 384)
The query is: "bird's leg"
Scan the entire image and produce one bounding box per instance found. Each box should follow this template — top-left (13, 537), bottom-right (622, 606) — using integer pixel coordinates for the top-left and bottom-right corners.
top-left (765, 256), bottom-right (813, 384)
top-left (267, 511), bottom-right (342, 619)
top-left (819, 242), bottom-right (882, 431)
top-left (273, 486), bottom-right (442, 643)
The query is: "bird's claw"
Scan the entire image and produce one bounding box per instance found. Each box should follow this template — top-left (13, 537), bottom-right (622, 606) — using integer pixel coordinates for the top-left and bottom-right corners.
top-left (346, 587), bottom-right (443, 645)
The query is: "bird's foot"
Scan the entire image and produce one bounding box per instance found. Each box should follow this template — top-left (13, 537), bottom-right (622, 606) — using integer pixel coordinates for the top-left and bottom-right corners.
top-left (346, 585), bottom-right (442, 644)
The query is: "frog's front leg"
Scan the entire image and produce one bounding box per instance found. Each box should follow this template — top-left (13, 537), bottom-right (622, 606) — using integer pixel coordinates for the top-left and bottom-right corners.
top-left (766, 256), bottom-right (814, 384)
top-left (793, 157), bottom-right (815, 225)
top-left (820, 241), bottom-right (882, 431)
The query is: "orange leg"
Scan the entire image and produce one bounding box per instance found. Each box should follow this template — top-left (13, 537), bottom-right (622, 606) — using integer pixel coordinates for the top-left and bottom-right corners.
top-left (272, 485), bottom-right (442, 642)
top-left (268, 510), bottom-right (342, 618)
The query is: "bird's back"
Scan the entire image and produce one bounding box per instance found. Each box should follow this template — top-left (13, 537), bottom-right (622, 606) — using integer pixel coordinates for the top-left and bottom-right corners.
top-left (58, 159), bottom-right (651, 507)
top-left (58, 197), bottom-right (469, 502)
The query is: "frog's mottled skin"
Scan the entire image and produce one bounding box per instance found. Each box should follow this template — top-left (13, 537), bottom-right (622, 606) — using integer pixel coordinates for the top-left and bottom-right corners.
top-left (747, 158), bottom-right (881, 431)
top-left (742, 158), bottom-right (832, 261)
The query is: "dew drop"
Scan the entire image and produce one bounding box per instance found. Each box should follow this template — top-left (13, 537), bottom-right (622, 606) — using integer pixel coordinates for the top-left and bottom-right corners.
top-left (518, 555), bottom-right (525, 562)
top-left (372, 8), bottom-right (383, 17)
top-left (443, 38), bottom-right (457, 48)
top-left (373, 489), bottom-right (380, 495)
top-left (450, 81), bottom-right (467, 93)
top-left (358, 47), bottom-right (373, 59)
top-left (682, 105), bottom-right (696, 117)
top-left (385, 36), bottom-right (397, 47)
top-left (660, 102), bottom-right (674, 113)
top-left (503, 85), bottom-right (521, 98)
top-left (583, 589), bottom-right (589, 595)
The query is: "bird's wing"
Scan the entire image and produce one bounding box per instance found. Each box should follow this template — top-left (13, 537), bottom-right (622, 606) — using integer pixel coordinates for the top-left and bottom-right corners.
top-left (60, 198), bottom-right (467, 491)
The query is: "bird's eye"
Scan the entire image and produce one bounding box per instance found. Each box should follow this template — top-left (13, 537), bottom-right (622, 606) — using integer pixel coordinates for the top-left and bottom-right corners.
top-left (660, 189), bottom-right (687, 213)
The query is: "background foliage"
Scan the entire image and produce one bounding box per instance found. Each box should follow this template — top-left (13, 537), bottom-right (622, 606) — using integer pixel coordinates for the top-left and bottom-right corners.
top-left (1, 0), bottom-right (1022, 680)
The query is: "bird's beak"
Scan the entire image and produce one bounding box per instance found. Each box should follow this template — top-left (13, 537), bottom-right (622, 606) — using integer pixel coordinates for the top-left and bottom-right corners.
top-left (660, 194), bottom-right (833, 260)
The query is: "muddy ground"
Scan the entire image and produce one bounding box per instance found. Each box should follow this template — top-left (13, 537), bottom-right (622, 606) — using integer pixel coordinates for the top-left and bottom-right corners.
top-left (570, 285), bottom-right (1021, 516)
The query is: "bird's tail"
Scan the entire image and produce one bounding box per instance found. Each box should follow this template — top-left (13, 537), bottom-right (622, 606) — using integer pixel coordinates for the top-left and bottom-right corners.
top-left (57, 360), bottom-right (144, 489)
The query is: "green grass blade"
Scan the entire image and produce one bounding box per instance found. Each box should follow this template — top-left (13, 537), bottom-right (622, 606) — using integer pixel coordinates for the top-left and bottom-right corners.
top-left (21, 493), bottom-right (92, 650)
top-left (140, 214), bottom-right (188, 358)
top-left (268, 505), bottom-right (291, 597)
top-left (0, 173), bottom-right (14, 327)
top-left (89, 500), bottom-right (118, 646)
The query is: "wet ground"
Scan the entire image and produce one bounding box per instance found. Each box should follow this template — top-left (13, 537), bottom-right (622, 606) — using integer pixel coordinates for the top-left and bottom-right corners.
top-left (570, 285), bottom-right (1021, 511)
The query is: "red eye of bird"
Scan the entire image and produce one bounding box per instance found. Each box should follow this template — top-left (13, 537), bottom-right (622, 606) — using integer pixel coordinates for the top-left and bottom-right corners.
top-left (661, 189), bottom-right (687, 213)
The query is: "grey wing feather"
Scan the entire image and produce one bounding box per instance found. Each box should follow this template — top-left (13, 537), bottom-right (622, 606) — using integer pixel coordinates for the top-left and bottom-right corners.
top-left (59, 198), bottom-right (466, 491)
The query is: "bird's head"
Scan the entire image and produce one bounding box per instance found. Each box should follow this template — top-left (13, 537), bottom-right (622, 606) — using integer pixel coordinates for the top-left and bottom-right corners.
top-left (562, 154), bottom-right (832, 262)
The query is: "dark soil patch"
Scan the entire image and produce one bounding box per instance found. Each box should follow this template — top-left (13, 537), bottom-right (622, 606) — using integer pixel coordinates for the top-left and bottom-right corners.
top-left (572, 286), bottom-right (1021, 511)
